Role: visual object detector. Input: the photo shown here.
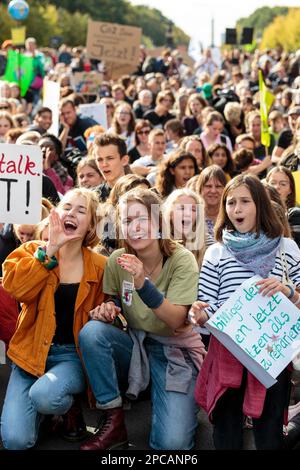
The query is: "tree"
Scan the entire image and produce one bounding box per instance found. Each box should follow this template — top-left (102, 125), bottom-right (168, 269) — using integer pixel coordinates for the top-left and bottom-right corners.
top-left (236, 6), bottom-right (289, 40)
top-left (0, 0), bottom-right (189, 48)
top-left (260, 8), bottom-right (300, 51)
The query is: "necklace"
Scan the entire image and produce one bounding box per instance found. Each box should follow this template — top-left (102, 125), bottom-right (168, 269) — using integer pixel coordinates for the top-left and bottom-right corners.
top-left (144, 256), bottom-right (163, 279)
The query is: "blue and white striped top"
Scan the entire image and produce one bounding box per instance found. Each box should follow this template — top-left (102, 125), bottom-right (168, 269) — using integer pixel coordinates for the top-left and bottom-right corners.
top-left (196, 238), bottom-right (300, 335)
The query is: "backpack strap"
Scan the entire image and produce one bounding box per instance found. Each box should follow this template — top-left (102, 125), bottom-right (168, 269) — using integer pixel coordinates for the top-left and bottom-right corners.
top-left (220, 134), bottom-right (227, 145)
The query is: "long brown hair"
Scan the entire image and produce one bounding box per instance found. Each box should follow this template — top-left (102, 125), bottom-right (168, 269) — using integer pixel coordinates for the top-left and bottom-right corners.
top-left (156, 150), bottom-right (199, 198)
top-left (214, 174), bottom-right (283, 242)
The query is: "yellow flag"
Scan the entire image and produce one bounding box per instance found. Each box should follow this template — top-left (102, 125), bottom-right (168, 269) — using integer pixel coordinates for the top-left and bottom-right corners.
top-left (11, 27), bottom-right (26, 46)
top-left (259, 69), bottom-right (275, 148)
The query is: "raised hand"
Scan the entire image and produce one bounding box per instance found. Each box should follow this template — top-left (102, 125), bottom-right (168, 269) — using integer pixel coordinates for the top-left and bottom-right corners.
top-left (117, 254), bottom-right (145, 289)
top-left (46, 209), bottom-right (82, 257)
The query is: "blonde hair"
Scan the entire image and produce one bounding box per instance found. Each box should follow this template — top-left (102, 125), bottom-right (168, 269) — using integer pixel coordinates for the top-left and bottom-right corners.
top-left (163, 188), bottom-right (206, 266)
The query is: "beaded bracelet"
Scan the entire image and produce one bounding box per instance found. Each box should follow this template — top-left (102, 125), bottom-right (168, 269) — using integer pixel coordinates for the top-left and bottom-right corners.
top-left (34, 246), bottom-right (58, 270)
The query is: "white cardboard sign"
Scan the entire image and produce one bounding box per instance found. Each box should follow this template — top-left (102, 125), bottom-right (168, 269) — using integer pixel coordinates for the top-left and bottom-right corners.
top-left (206, 275), bottom-right (300, 388)
top-left (43, 80), bottom-right (60, 137)
top-left (0, 144), bottom-right (43, 224)
top-left (78, 103), bottom-right (107, 130)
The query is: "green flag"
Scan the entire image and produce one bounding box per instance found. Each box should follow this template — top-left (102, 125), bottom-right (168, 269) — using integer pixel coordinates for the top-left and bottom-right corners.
top-left (3, 50), bottom-right (34, 97)
top-left (259, 69), bottom-right (275, 148)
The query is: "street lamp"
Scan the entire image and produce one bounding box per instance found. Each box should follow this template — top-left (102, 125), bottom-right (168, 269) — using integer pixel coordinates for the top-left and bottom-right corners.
top-left (165, 21), bottom-right (174, 49)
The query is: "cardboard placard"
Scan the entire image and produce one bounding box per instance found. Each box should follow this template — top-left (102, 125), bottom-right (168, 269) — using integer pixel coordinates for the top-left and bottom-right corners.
top-left (11, 27), bottom-right (26, 46)
top-left (206, 275), bottom-right (300, 388)
top-left (43, 79), bottom-right (60, 136)
top-left (78, 103), bottom-right (107, 129)
top-left (0, 144), bottom-right (43, 224)
top-left (73, 71), bottom-right (103, 95)
top-left (105, 62), bottom-right (137, 81)
top-left (87, 20), bottom-right (141, 66)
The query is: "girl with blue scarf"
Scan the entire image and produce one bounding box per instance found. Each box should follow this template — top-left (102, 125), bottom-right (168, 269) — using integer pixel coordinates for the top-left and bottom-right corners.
top-left (191, 174), bottom-right (300, 449)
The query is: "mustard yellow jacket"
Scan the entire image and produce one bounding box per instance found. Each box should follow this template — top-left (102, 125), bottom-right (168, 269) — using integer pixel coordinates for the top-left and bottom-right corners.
top-left (2, 241), bottom-right (107, 377)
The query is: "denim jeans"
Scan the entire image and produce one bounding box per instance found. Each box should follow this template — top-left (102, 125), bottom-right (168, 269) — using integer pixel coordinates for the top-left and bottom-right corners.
top-left (79, 321), bottom-right (199, 450)
top-left (1, 344), bottom-right (85, 450)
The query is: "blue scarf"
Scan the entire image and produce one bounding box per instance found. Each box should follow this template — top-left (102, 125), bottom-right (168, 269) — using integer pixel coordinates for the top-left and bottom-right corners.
top-left (222, 230), bottom-right (282, 278)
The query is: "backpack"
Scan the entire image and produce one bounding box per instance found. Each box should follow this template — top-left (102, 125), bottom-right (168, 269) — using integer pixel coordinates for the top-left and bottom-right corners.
top-left (61, 148), bottom-right (86, 181)
top-left (288, 207), bottom-right (300, 249)
top-left (213, 89), bottom-right (240, 116)
top-left (142, 57), bottom-right (158, 74)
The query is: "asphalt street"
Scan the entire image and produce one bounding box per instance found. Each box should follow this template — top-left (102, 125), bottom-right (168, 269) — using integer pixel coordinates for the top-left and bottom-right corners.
top-left (0, 361), bottom-right (259, 452)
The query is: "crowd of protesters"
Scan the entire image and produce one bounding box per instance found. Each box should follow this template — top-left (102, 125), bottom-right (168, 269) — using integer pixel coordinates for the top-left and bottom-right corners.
top-left (0, 36), bottom-right (300, 451)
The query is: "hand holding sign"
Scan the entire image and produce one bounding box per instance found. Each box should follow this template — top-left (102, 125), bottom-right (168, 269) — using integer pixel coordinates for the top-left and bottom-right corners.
top-left (46, 209), bottom-right (82, 258)
top-left (256, 277), bottom-right (291, 298)
top-left (189, 300), bottom-right (210, 326)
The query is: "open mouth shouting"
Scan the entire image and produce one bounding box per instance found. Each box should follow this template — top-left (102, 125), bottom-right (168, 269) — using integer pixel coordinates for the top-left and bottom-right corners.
top-left (63, 219), bottom-right (78, 234)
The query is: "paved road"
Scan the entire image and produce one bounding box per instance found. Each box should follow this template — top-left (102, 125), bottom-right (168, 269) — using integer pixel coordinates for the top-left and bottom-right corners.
top-left (0, 362), bottom-right (261, 451)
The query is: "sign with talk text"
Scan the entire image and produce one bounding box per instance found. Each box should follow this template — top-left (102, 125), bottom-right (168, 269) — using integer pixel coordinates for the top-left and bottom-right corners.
top-left (87, 20), bottom-right (141, 66)
top-left (206, 275), bottom-right (300, 388)
top-left (0, 144), bottom-right (43, 224)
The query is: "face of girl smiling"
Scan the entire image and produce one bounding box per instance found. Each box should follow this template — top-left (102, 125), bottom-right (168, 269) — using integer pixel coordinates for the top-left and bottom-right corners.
top-left (120, 201), bottom-right (158, 251)
top-left (226, 185), bottom-right (257, 233)
top-left (57, 193), bottom-right (92, 240)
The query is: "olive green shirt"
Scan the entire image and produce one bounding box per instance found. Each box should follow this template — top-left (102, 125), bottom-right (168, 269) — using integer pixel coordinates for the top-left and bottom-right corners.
top-left (103, 245), bottom-right (199, 336)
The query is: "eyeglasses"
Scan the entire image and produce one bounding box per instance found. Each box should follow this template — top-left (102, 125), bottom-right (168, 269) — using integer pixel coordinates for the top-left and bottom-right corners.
top-left (118, 111), bottom-right (131, 116)
top-left (137, 129), bottom-right (150, 135)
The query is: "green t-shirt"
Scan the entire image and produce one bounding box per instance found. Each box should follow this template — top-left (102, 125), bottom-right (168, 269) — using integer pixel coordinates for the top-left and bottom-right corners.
top-left (103, 245), bottom-right (199, 336)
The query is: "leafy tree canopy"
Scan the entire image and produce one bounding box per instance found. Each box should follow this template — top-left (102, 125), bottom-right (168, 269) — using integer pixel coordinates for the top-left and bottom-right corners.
top-left (1, 0), bottom-right (189, 47)
top-left (236, 6), bottom-right (289, 39)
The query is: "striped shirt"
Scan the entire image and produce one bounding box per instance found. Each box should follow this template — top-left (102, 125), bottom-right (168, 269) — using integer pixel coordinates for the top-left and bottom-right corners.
top-left (196, 238), bottom-right (300, 335)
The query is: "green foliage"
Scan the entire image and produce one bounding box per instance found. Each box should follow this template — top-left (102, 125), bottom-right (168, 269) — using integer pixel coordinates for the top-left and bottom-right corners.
top-left (0, 0), bottom-right (189, 48)
top-left (260, 8), bottom-right (300, 51)
top-left (236, 6), bottom-right (289, 39)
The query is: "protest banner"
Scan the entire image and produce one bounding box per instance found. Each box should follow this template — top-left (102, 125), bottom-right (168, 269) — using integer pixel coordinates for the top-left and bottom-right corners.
top-left (11, 26), bottom-right (26, 46)
top-left (87, 20), bottom-right (141, 66)
top-left (78, 103), bottom-right (107, 129)
top-left (0, 144), bottom-right (42, 224)
top-left (105, 62), bottom-right (137, 81)
top-left (206, 275), bottom-right (300, 388)
top-left (73, 71), bottom-right (103, 95)
top-left (43, 79), bottom-right (60, 136)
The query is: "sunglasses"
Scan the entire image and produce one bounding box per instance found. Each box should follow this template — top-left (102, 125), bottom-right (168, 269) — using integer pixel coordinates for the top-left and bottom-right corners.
top-left (0, 106), bottom-right (9, 110)
top-left (137, 129), bottom-right (150, 135)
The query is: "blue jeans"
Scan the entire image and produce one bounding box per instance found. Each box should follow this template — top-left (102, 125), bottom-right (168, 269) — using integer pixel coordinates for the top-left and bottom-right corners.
top-left (79, 321), bottom-right (199, 450)
top-left (1, 344), bottom-right (85, 450)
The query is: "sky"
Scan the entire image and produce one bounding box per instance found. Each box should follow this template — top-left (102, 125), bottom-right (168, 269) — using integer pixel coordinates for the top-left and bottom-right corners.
top-left (130, 0), bottom-right (299, 48)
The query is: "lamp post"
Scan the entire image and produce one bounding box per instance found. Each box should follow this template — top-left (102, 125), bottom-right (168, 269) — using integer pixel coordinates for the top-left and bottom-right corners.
top-left (165, 21), bottom-right (174, 49)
